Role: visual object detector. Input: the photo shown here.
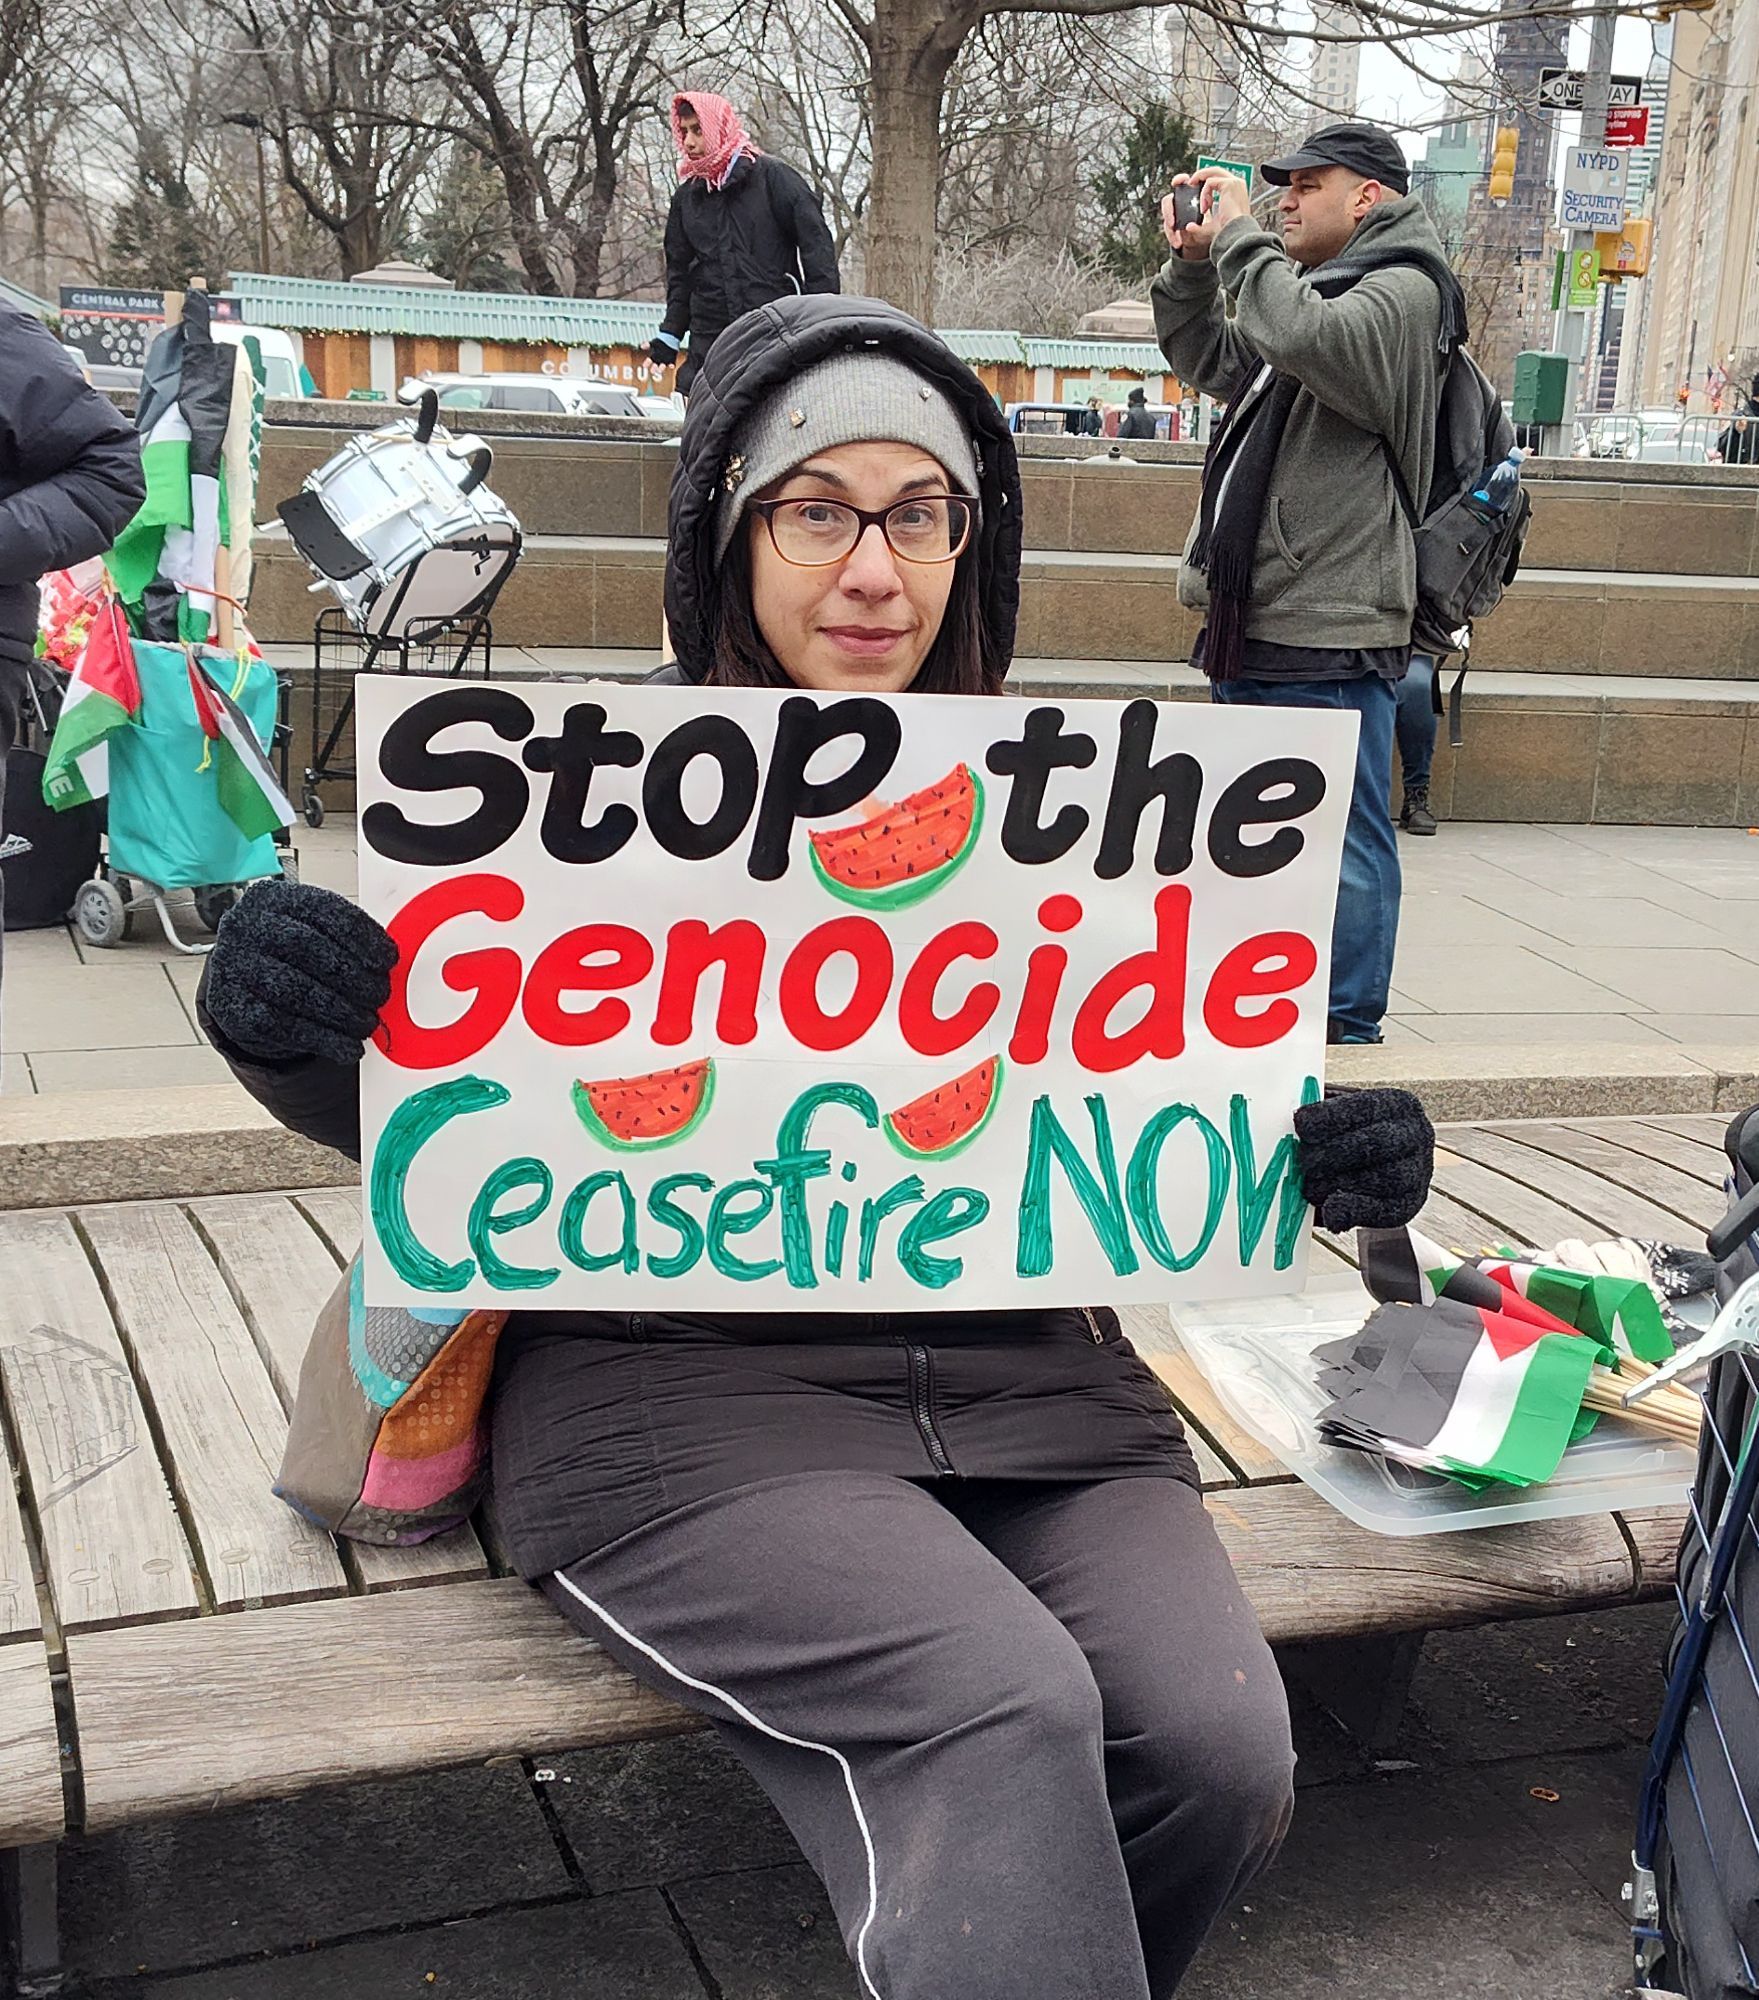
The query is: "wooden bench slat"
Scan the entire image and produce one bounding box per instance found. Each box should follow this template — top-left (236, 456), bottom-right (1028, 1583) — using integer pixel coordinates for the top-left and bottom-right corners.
top-left (1591, 1119), bottom-right (1730, 1187)
top-left (294, 1187), bottom-right (362, 1263)
top-left (1483, 1121), bottom-right (1723, 1234)
top-left (0, 1643), bottom-right (65, 1846)
top-left (67, 1483), bottom-right (1641, 1831)
top-left (0, 1413), bottom-right (39, 1642)
top-left (69, 1577), bottom-right (695, 1830)
top-left (1636, 1113), bottom-right (1736, 1147)
top-left (1206, 1480), bottom-right (1637, 1646)
top-left (77, 1204), bottom-right (349, 1612)
top-left (0, 1212), bottom-right (197, 1632)
top-left (1118, 1303), bottom-right (1292, 1486)
top-left (1619, 1504), bottom-right (1689, 1602)
top-left (1440, 1125), bottom-right (1699, 1242)
top-left (1429, 1146), bottom-right (1609, 1250)
top-left (187, 1194), bottom-right (345, 1409)
top-left (190, 1196), bottom-right (491, 1593)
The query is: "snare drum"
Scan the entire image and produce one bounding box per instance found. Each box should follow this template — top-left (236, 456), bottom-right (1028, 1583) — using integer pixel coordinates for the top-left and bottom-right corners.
top-left (278, 393), bottom-right (522, 638)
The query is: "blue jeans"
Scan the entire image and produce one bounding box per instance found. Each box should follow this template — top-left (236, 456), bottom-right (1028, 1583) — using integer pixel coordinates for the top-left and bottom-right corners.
top-left (1210, 674), bottom-right (1400, 1043)
top-left (1395, 653), bottom-right (1436, 791)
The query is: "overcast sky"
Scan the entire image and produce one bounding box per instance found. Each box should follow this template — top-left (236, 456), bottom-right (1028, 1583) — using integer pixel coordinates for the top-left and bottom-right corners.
top-left (1354, 13), bottom-right (1665, 146)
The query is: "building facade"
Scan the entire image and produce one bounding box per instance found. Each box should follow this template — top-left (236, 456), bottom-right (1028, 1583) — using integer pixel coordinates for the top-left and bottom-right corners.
top-left (1308, 4), bottom-right (1363, 118)
top-left (1638, 0), bottom-right (1759, 413)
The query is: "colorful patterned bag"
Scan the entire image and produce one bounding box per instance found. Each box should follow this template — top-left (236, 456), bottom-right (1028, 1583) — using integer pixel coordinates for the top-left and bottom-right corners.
top-left (275, 1256), bottom-right (509, 1545)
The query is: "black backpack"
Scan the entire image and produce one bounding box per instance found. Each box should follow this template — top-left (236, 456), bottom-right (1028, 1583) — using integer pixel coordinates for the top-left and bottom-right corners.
top-left (1385, 343), bottom-right (1532, 748)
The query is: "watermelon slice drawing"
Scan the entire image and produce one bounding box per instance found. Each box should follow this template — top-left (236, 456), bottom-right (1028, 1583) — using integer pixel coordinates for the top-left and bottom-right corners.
top-left (572, 1057), bottom-right (716, 1152)
top-left (884, 1056), bottom-right (1003, 1161)
top-left (808, 764), bottom-right (984, 911)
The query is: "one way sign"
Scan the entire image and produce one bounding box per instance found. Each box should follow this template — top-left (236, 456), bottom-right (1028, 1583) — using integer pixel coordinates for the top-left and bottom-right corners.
top-left (1538, 68), bottom-right (1644, 110)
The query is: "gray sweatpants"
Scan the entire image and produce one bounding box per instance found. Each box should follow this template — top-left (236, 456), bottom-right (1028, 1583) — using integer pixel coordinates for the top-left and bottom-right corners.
top-left (542, 1471), bottom-right (1294, 1999)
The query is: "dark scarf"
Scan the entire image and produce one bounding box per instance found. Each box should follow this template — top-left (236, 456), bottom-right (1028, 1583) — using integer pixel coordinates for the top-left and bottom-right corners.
top-left (1190, 243), bottom-right (1469, 682)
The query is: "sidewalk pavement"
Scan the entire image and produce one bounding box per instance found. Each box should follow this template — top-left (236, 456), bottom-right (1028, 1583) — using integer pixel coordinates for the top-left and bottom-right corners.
top-left (62, 1601), bottom-right (1669, 1998)
top-left (3, 818), bottom-right (1753, 1099)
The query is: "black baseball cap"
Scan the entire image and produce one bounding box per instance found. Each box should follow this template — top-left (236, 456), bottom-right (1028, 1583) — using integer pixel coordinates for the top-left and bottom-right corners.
top-left (1261, 122), bottom-right (1411, 195)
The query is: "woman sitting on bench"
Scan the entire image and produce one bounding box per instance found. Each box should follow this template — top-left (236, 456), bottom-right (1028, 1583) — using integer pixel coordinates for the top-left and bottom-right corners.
top-left (197, 293), bottom-right (1433, 2000)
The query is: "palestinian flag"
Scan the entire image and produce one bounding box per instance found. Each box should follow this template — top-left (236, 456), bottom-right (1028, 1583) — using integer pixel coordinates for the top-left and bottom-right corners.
top-left (1479, 1258), bottom-right (1672, 1364)
top-left (1316, 1299), bottom-right (1614, 1489)
top-left (107, 292), bottom-right (240, 646)
top-left (1361, 1226), bottom-right (1673, 1363)
top-left (41, 594), bottom-right (140, 811)
top-left (185, 652), bottom-right (294, 840)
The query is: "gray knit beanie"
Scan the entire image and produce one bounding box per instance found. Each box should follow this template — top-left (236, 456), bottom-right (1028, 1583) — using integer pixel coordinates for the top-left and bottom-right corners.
top-left (714, 352), bottom-right (981, 561)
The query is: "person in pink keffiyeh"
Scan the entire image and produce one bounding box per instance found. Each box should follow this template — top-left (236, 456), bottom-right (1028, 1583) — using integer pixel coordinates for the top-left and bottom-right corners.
top-left (671, 92), bottom-right (755, 187)
top-left (650, 90), bottom-right (839, 396)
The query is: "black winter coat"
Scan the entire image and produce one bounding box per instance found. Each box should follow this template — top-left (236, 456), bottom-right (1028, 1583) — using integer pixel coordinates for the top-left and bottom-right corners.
top-left (659, 154), bottom-right (839, 350)
top-left (0, 306), bottom-right (144, 673)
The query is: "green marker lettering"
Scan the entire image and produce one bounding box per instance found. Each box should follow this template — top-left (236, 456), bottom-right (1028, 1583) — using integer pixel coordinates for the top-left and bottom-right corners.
top-left (897, 1187), bottom-right (991, 1290)
top-left (1126, 1105), bottom-right (1229, 1274)
top-left (467, 1156), bottom-right (560, 1291)
top-left (857, 1175), bottom-right (927, 1280)
top-left (560, 1170), bottom-right (639, 1274)
top-left (706, 1178), bottom-right (782, 1281)
top-left (646, 1172), bottom-right (714, 1279)
top-left (1231, 1075), bottom-right (1319, 1270)
top-left (756, 1082), bottom-right (881, 1288)
top-left (1016, 1094), bottom-right (1140, 1278)
top-left (372, 1075), bottom-right (509, 1292)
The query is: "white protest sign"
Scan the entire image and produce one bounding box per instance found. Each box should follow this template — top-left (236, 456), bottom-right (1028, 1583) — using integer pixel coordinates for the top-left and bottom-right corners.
top-left (355, 680), bottom-right (1354, 1314)
top-left (1561, 147), bottom-right (1629, 232)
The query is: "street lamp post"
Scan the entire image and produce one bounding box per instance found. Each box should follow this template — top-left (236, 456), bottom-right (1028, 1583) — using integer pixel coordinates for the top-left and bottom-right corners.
top-left (223, 111), bottom-right (271, 272)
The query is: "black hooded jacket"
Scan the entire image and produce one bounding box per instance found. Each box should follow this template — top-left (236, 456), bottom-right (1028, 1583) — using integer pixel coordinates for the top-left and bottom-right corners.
top-left (0, 305), bottom-right (145, 675)
top-left (659, 154), bottom-right (839, 348)
top-left (663, 292), bottom-right (1024, 687)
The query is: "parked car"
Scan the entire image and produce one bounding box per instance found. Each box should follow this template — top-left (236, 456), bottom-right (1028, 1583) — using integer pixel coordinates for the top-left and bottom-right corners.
top-left (87, 362), bottom-right (143, 394)
top-left (397, 372), bottom-right (669, 420)
top-left (212, 322), bottom-right (309, 400)
top-left (1003, 402), bottom-right (1094, 437)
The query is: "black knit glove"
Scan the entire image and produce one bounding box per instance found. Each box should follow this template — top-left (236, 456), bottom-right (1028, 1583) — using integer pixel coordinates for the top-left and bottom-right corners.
top-left (203, 879), bottom-right (398, 1067)
top-left (648, 336), bottom-right (678, 368)
top-left (1294, 1088), bottom-right (1434, 1233)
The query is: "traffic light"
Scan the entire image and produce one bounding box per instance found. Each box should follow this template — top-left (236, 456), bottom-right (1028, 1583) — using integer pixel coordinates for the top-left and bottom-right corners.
top-left (1487, 127), bottom-right (1520, 206)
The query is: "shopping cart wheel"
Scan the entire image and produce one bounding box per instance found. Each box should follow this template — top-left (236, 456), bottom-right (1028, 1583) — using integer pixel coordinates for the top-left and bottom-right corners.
top-left (109, 872), bottom-right (140, 939)
top-left (301, 787), bottom-right (325, 830)
top-left (73, 877), bottom-right (127, 949)
top-left (193, 886), bottom-right (239, 933)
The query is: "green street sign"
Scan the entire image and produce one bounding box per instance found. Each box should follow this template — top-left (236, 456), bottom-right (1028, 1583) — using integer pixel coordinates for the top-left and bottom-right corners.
top-left (1567, 247), bottom-right (1600, 308)
top-left (1196, 154), bottom-right (1254, 190)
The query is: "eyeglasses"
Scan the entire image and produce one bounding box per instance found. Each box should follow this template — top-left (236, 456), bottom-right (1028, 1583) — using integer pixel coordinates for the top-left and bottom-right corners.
top-left (747, 495), bottom-right (975, 567)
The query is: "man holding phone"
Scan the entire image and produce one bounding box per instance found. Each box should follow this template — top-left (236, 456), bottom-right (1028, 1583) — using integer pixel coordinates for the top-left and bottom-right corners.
top-left (1150, 123), bottom-right (1464, 1046)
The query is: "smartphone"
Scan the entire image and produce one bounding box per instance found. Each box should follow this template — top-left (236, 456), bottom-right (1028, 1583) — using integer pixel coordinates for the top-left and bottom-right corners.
top-left (1173, 184), bottom-right (1206, 233)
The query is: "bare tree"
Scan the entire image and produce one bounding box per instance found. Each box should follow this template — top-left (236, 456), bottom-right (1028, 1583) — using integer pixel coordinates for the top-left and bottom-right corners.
top-left (815, 0), bottom-right (1603, 320)
top-left (215, 0), bottom-right (438, 275)
top-left (383, 0), bottom-right (671, 296)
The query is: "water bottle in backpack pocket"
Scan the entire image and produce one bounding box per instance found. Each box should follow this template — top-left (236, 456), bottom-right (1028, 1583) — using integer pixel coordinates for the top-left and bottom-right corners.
top-left (1384, 352), bottom-right (1534, 747)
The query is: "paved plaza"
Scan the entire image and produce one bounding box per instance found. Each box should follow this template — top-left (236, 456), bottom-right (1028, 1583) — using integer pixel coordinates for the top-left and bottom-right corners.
top-left (4, 817), bottom-right (1753, 1100)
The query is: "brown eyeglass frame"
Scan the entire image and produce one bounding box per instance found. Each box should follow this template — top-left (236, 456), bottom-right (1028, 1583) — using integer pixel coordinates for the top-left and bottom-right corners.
top-left (746, 494), bottom-right (975, 567)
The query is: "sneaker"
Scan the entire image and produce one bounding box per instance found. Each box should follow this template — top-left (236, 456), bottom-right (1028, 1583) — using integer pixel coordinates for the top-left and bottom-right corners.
top-left (1400, 784), bottom-right (1438, 836)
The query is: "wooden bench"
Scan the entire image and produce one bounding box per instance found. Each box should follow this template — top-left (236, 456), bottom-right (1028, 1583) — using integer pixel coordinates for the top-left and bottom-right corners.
top-left (1, 1112), bottom-right (1712, 1994)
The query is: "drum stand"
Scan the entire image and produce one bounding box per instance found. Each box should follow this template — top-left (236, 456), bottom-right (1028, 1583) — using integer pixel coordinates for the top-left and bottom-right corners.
top-left (299, 546), bottom-right (508, 829)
